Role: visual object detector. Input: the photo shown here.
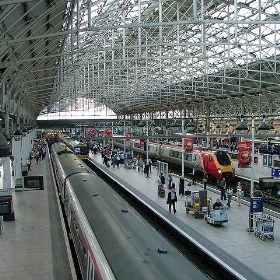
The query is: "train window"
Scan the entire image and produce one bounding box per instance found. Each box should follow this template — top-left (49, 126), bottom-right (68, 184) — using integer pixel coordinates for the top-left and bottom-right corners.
top-left (185, 153), bottom-right (192, 161)
top-left (178, 152), bottom-right (182, 159)
top-left (169, 150), bottom-right (173, 157)
top-left (274, 160), bottom-right (280, 168)
top-left (173, 151), bottom-right (179, 158)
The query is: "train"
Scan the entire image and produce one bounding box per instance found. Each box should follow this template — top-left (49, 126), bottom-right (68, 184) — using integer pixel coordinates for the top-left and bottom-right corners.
top-left (50, 142), bottom-right (209, 280)
top-left (113, 138), bottom-right (235, 181)
top-left (59, 136), bottom-right (89, 159)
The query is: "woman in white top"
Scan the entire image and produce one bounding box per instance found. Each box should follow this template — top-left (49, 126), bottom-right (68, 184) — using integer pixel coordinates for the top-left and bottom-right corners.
top-left (236, 182), bottom-right (242, 206)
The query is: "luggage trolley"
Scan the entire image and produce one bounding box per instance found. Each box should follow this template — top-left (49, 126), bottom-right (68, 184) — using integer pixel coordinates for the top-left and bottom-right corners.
top-left (185, 190), bottom-right (210, 218)
top-left (254, 214), bottom-right (274, 241)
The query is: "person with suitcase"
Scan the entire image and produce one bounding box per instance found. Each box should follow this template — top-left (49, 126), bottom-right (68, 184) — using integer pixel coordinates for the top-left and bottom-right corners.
top-left (167, 172), bottom-right (173, 189)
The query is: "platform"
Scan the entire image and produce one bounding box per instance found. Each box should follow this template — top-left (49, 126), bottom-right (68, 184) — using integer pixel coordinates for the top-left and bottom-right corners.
top-left (233, 159), bottom-right (272, 181)
top-left (90, 152), bottom-right (280, 280)
top-left (0, 156), bottom-right (73, 280)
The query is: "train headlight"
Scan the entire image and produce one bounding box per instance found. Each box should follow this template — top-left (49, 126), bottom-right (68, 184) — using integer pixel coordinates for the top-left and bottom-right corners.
top-left (217, 168), bottom-right (222, 174)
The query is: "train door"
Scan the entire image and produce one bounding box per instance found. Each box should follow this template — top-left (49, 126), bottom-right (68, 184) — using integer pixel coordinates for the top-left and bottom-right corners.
top-left (192, 152), bottom-right (202, 171)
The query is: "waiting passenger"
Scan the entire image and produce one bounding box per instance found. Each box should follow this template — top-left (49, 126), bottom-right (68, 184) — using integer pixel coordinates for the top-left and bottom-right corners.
top-left (236, 182), bottom-right (243, 206)
top-left (157, 175), bottom-right (163, 192)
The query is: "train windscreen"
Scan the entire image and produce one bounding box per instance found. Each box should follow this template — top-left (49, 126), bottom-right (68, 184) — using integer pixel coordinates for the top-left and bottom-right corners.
top-left (215, 151), bottom-right (231, 165)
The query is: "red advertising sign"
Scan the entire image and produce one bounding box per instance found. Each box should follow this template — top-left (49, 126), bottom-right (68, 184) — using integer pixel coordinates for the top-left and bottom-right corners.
top-left (184, 138), bottom-right (193, 152)
top-left (104, 128), bottom-right (112, 137)
top-left (89, 127), bottom-right (96, 136)
top-left (238, 141), bottom-right (251, 168)
top-left (125, 130), bottom-right (131, 141)
top-left (139, 139), bottom-right (144, 147)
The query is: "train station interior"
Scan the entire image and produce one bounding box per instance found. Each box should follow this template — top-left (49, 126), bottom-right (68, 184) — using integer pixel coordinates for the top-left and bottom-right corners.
top-left (0, 1), bottom-right (280, 280)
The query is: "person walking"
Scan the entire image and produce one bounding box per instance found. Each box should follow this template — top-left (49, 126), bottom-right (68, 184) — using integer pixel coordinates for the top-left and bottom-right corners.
top-left (236, 182), bottom-right (243, 206)
top-left (167, 188), bottom-right (177, 214)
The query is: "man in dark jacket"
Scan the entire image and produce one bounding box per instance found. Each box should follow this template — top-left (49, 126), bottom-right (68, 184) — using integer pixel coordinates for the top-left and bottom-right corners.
top-left (167, 188), bottom-right (177, 214)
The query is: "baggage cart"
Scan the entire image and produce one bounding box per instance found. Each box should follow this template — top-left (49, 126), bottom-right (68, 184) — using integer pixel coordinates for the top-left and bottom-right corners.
top-left (185, 190), bottom-right (210, 218)
top-left (254, 214), bottom-right (274, 241)
top-left (205, 206), bottom-right (228, 225)
top-left (124, 159), bottom-right (133, 169)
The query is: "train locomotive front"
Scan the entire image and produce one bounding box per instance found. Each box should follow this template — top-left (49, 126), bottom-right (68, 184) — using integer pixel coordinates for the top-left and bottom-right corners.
top-left (200, 150), bottom-right (235, 181)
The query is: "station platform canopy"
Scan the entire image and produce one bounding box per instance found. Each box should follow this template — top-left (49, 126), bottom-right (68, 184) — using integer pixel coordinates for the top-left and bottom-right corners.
top-left (0, 0), bottom-right (279, 127)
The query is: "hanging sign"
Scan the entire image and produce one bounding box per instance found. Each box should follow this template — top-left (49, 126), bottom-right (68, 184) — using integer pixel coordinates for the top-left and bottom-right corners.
top-left (184, 138), bottom-right (193, 152)
top-left (238, 141), bottom-right (251, 168)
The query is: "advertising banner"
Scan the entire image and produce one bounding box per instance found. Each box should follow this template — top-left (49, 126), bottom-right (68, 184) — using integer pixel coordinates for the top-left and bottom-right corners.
top-left (125, 130), bottom-right (131, 141)
top-left (184, 138), bottom-right (193, 152)
top-left (89, 127), bottom-right (96, 136)
top-left (104, 128), bottom-right (112, 137)
top-left (238, 141), bottom-right (251, 168)
top-left (139, 139), bottom-right (144, 147)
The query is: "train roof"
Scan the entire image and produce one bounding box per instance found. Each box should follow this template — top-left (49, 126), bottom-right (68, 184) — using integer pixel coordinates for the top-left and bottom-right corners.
top-left (51, 143), bottom-right (74, 155)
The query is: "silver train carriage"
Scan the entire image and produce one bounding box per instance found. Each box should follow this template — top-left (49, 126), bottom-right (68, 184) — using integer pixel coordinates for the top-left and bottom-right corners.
top-left (51, 142), bottom-right (208, 280)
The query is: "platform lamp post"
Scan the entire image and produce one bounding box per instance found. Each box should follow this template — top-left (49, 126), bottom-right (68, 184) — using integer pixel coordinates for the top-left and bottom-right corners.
top-left (170, 119), bottom-right (183, 175)
top-left (12, 128), bottom-right (23, 190)
top-left (0, 133), bottom-right (11, 172)
top-left (21, 127), bottom-right (29, 176)
top-left (2, 133), bottom-right (12, 190)
top-left (235, 116), bottom-right (270, 232)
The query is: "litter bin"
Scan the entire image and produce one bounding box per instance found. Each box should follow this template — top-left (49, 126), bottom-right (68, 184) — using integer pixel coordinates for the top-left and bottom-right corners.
top-left (179, 177), bottom-right (184, 195)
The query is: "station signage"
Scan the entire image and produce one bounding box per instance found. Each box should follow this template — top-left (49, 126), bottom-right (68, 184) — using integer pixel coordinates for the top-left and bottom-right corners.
top-left (250, 197), bottom-right (263, 214)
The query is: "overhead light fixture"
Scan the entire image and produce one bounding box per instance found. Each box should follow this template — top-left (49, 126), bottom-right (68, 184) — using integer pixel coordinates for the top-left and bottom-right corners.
top-left (235, 121), bottom-right (248, 131)
top-left (258, 121), bottom-right (270, 131)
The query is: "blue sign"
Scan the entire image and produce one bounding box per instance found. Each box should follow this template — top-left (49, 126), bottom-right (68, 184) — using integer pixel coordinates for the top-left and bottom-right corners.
top-left (271, 168), bottom-right (280, 178)
top-left (124, 153), bottom-right (132, 160)
top-left (250, 197), bottom-right (263, 214)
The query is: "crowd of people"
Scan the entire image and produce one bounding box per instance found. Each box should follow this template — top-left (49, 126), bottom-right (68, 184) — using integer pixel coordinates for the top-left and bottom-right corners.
top-left (96, 144), bottom-right (244, 215)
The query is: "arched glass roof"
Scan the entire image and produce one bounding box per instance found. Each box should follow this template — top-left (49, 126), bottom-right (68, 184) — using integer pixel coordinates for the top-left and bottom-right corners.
top-left (0, 0), bottom-right (279, 122)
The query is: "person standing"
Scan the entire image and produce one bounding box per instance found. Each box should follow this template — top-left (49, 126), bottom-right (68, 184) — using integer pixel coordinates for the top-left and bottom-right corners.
top-left (192, 166), bottom-right (197, 185)
top-left (226, 186), bottom-right (233, 208)
top-left (167, 172), bottom-right (173, 189)
top-left (220, 177), bottom-right (227, 200)
top-left (236, 182), bottom-right (243, 206)
top-left (157, 175), bottom-right (163, 192)
top-left (144, 160), bottom-right (150, 178)
top-left (167, 188), bottom-right (177, 214)
top-left (26, 158), bottom-right (31, 171)
top-left (203, 170), bottom-right (208, 191)
top-left (148, 158), bottom-right (153, 173)
top-left (160, 172), bottom-right (166, 188)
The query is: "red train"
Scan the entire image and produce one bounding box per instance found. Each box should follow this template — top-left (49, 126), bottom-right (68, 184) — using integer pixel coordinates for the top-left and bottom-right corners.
top-left (114, 138), bottom-right (235, 181)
